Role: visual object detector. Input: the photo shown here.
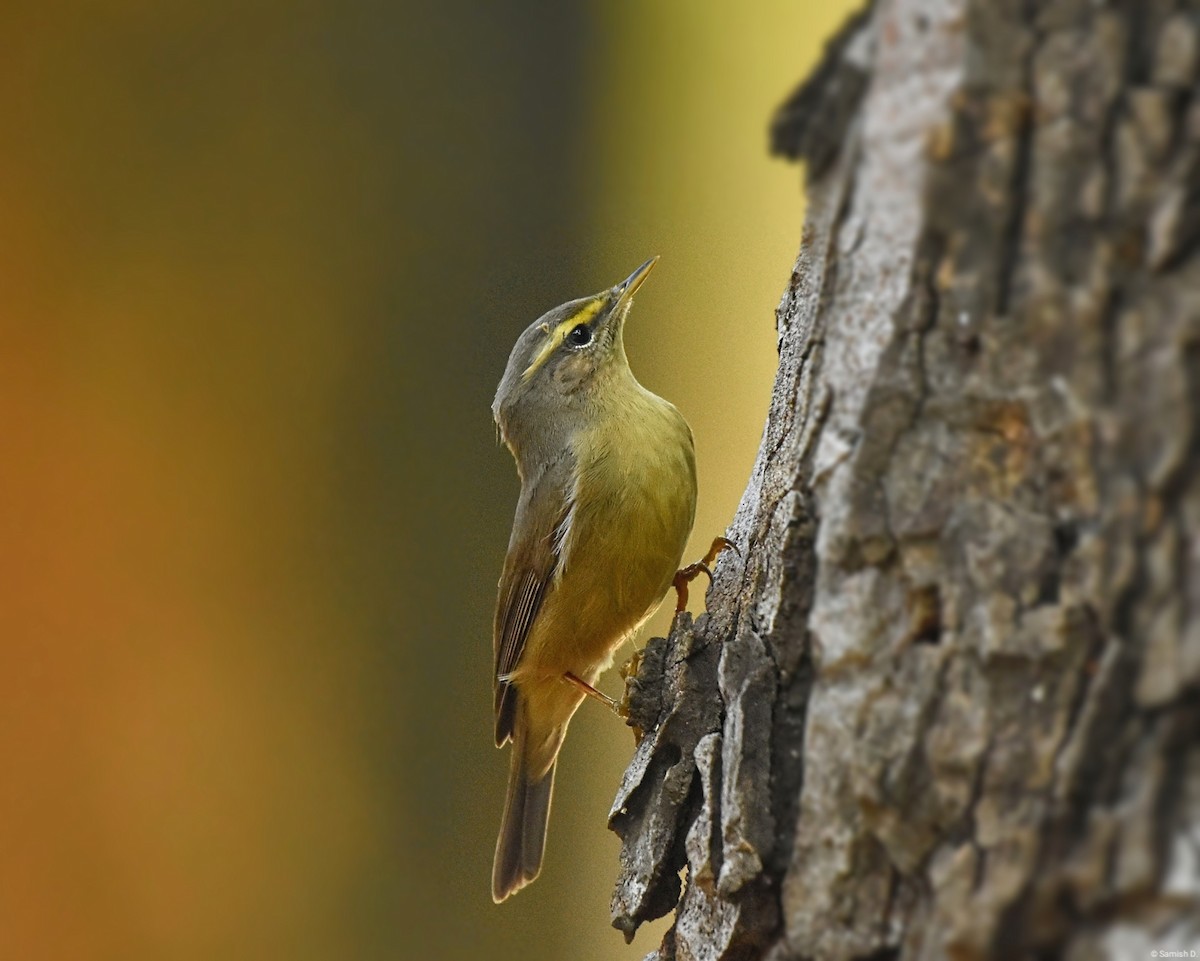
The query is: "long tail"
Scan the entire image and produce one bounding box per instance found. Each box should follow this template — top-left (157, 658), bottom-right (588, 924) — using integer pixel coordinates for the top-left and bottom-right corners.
top-left (492, 729), bottom-right (556, 903)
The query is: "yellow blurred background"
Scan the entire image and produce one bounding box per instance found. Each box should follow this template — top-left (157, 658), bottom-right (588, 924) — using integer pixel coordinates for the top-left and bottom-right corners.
top-left (0, 2), bottom-right (853, 959)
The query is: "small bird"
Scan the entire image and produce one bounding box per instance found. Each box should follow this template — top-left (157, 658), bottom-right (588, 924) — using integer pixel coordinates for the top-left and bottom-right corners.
top-left (490, 257), bottom-right (698, 902)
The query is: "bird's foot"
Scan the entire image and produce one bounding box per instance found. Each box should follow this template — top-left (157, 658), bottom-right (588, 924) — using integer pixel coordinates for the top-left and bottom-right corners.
top-left (563, 671), bottom-right (617, 713)
top-left (617, 648), bottom-right (648, 743)
top-left (673, 537), bottom-right (738, 613)
top-left (616, 648), bottom-right (644, 722)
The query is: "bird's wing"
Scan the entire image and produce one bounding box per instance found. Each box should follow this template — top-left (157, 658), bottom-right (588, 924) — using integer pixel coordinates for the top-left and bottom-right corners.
top-left (493, 456), bottom-right (574, 747)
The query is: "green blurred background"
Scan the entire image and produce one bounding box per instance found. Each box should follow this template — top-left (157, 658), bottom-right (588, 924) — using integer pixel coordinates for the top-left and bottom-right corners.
top-left (0, 2), bottom-right (853, 959)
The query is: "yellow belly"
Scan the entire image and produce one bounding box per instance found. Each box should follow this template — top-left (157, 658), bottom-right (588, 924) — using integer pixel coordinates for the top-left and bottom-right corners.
top-left (516, 393), bottom-right (696, 684)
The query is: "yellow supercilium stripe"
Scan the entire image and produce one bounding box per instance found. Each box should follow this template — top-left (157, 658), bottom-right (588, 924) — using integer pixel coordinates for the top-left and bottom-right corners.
top-left (521, 298), bottom-right (604, 380)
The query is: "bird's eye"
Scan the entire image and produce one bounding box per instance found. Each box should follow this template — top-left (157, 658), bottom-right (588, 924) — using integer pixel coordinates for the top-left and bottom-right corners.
top-left (566, 324), bottom-right (592, 347)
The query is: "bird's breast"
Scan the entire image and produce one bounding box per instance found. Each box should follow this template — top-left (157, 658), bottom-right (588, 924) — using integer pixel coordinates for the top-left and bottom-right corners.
top-left (521, 391), bottom-right (697, 676)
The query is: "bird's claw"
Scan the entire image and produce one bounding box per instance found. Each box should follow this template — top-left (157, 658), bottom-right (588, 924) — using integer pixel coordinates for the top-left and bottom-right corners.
top-left (708, 537), bottom-right (739, 561)
top-left (673, 537), bottom-right (738, 613)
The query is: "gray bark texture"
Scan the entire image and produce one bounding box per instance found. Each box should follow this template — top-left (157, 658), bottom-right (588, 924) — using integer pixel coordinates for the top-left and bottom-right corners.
top-left (608, 2), bottom-right (1200, 959)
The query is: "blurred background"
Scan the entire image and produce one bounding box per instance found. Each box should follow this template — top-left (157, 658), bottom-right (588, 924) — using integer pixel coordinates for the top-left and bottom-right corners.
top-left (0, 2), bottom-right (854, 959)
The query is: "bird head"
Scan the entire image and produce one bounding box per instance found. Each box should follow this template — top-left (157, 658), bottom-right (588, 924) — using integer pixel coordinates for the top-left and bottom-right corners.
top-left (492, 257), bottom-right (658, 466)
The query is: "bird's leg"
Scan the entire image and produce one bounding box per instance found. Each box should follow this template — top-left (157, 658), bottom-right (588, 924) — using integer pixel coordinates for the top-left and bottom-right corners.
top-left (673, 537), bottom-right (739, 613)
top-left (563, 671), bottom-right (617, 713)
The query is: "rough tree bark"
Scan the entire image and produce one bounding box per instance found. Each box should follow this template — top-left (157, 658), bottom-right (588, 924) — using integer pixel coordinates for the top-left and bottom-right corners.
top-left (609, 2), bottom-right (1200, 959)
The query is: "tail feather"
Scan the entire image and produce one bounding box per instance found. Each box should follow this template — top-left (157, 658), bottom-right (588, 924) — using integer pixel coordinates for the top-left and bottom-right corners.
top-left (492, 747), bottom-right (555, 902)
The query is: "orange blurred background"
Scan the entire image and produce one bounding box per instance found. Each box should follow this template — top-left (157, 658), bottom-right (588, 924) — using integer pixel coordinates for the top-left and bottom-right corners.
top-left (0, 3), bottom-right (853, 959)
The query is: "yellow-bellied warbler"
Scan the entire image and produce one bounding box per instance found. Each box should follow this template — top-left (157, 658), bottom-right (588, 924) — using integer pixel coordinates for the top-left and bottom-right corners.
top-left (489, 257), bottom-right (697, 902)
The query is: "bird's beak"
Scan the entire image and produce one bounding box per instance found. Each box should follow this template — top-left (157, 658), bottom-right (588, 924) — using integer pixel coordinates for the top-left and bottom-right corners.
top-left (613, 256), bottom-right (659, 309)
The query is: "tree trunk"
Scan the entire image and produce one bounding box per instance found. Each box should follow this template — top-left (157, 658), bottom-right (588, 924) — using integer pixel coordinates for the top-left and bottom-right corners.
top-left (608, 2), bottom-right (1200, 959)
